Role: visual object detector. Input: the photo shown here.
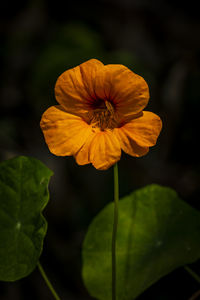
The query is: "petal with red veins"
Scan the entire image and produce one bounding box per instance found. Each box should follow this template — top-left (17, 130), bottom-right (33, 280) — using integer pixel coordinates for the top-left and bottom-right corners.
top-left (94, 64), bottom-right (149, 121)
top-left (55, 59), bottom-right (104, 119)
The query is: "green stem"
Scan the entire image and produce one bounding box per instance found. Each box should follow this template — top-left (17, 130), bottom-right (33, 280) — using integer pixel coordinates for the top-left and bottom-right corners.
top-left (37, 262), bottom-right (61, 300)
top-left (112, 163), bottom-right (119, 300)
top-left (184, 266), bottom-right (200, 284)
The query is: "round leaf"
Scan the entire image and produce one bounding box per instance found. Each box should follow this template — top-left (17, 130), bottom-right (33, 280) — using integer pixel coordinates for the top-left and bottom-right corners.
top-left (82, 184), bottom-right (200, 300)
top-left (0, 156), bottom-right (53, 281)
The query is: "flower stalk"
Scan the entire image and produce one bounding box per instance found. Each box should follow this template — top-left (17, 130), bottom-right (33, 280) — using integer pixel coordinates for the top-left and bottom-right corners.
top-left (112, 163), bottom-right (119, 300)
top-left (184, 266), bottom-right (200, 284)
top-left (37, 262), bottom-right (61, 300)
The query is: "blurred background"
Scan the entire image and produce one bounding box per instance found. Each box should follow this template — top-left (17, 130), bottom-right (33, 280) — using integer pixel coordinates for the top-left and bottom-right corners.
top-left (0, 0), bottom-right (200, 299)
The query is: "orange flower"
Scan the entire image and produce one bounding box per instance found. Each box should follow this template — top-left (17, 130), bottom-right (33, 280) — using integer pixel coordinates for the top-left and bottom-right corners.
top-left (40, 59), bottom-right (162, 170)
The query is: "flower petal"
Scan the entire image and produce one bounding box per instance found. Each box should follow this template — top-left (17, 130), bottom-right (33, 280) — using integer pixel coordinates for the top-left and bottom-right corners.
top-left (75, 133), bottom-right (96, 166)
top-left (116, 111), bottom-right (162, 153)
top-left (40, 105), bottom-right (94, 156)
top-left (55, 59), bottom-right (104, 118)
top-left (94, 64), bottom-right (149, 121)
top-left (89, 130), bottom-right (121, 170)
top-left (114, 127), bottom-right (149, 157)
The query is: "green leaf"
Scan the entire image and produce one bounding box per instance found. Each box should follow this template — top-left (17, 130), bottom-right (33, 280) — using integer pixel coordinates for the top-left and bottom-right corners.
top-left (0, 156), bottom-right (53, 281)
top-left (82, 184), bottom-right (200, 300)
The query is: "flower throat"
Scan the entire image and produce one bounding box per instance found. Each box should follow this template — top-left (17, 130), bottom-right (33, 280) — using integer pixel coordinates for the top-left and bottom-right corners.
top-left (89, 100), bottom-right (117, 131)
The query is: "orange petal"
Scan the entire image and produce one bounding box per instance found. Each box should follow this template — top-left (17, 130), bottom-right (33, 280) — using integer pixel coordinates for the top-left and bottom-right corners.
top-left (55, 59), bottom-right (104, 118)
top-left (114, 127), bottom-right (149, 157)
top-left (89, 130), bottom-right (121, 170)
top-left (75, 132), bottom-right (96, 166)
top-left (115, 111), bottom-right (162, 154)
top-left (94, 64), bottom-right (149, 121)
top-left (40, 105), bottom-right (94, 156)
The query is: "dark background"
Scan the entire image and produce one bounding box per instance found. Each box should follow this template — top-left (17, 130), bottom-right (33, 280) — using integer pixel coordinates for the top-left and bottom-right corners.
top-left (0, 0), bottom-right (200, 299)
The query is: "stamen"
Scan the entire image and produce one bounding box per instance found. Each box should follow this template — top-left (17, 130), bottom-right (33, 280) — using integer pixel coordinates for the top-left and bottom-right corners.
top-left (105, 101), bottom-right (115, 115)
top-left (88, 100), bottom-right (117, 130)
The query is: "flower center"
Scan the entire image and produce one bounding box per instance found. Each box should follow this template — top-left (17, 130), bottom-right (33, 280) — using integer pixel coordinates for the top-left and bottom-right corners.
top-left (89, 100), bottom-right (117, 130)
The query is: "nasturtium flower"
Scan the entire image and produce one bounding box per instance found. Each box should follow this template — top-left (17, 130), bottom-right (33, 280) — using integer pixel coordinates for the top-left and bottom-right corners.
top-left (40, 59), bottom-right (162, 170)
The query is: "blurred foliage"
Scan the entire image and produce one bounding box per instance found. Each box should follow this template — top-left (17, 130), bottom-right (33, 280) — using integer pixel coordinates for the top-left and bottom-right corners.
top-left (30, 22), bottom-right (105, 112)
